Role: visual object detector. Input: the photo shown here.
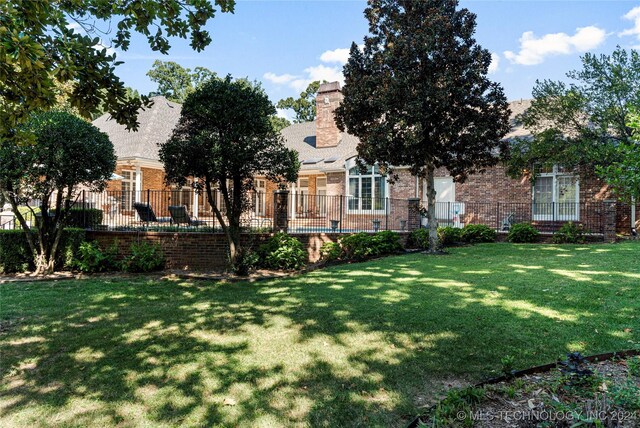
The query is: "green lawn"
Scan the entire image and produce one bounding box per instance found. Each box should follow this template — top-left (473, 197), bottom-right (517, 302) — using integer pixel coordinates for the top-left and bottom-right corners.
top-left (1, 243), bottom-right (639, 427)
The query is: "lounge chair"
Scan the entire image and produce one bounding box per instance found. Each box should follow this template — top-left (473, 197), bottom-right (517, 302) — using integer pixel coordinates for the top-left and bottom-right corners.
top-left (133, 202), bottom-right (171, 227)
top-left (501, 212), bottom-right (515, 231)
top-left (168, 205), bottom-right (207, 227)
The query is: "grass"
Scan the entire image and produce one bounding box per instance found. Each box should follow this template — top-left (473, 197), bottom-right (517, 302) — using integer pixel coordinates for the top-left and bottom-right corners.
top-left (1, 242), bottom-right (639, 427)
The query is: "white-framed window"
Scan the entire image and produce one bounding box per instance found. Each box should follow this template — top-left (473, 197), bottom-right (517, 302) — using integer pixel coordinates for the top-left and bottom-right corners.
top-left (533, 166), bottom-right (580, 221)
top-left (120, 170), bottom-right (137, 210)
top-left (296, 177), bottom-right (309, 214)
top-left (345, 159), bottom-right (388, 212)
top-left (253, 179), bottom-right (266, 216)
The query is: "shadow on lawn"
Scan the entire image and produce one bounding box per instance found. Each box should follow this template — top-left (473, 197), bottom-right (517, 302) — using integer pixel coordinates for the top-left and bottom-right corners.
top-left (1, 243), bottom-right (638, 426)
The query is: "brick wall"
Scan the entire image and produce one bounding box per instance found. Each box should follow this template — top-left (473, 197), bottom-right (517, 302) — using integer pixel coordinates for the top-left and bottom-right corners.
top-left (86, 230), bottom-right (412, 271)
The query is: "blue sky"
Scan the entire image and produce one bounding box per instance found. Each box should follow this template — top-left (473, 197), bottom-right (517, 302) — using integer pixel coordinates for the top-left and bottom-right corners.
top-left (104, 0), bottom-right (640, 113)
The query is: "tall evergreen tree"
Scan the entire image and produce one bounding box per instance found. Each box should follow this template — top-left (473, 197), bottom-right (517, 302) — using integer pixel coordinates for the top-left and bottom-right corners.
top-left (335, 0), bottom-right (511, 250)
top-left (276, 81), bottom-right (323, 123)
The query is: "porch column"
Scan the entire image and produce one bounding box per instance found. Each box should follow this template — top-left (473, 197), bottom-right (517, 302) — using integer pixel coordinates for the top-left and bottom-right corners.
top-left (135, 166), bottom-right (142, 203)
top-left (193, 189), bottom-right (199, 218)
top-left (290, 182), bottom-right (297, 219)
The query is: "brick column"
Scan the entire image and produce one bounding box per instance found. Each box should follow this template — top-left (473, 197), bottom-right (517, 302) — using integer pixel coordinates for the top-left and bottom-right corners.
top-left (603, 199), bottom-right (617, 243)
top-left (273, 190), bottom-right (289, 233)
top-left (408, 198), bottom-right (422, 232)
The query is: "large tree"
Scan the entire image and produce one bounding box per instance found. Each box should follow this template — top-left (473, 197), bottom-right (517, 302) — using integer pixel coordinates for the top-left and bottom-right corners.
top-left (597, 109), bottom-right (640, 202)
top-left (0, 0), bottom-right (234, 146)
top-left (159, 76), bottom-right (299, 266)
top-left (276, 81), bottom-right (323, 123)
top-left (0, 111), bottom-right (116, 275)
top-left (504, 47), bottom-right (640, 197)
top-left (147, 60), bottom-right (217, 102)
top-left (335, 0), bottom-right (510, 250)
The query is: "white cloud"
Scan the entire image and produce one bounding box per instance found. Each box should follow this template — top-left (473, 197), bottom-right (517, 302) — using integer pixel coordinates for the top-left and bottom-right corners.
top-left (488, 53), bottom-right (500, 74)
top-left (93, 40), bottom-right (116, 57)
top-left (620, 6), bottom-right (640, 42)
top-left (504, 26), bottom-right (607, 66)
top-left (319, 47), bottom-right (351, 65)
top-left (263, 72), bottom-right (299, 85)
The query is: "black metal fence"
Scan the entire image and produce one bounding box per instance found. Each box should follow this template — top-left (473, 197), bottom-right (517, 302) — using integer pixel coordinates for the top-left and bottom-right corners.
top-left (1, 189), bottom-right (605, 235)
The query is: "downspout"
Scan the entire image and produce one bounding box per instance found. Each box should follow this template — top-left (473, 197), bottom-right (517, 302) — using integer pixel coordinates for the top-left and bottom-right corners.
top-left (415, 177), bottom-right (419, 198)
top-left (632, 196), bottom-right (637, 236)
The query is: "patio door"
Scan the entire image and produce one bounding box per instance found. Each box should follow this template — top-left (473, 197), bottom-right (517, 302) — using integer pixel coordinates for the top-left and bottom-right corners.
top-left (316, 177), bottom-right (327, 216)
top-left (297, 177), bottom-right (309, 215)
top-left (254, 179), bottom-right (266, 216)
top-left (424, 177), bottom-right (455, 220)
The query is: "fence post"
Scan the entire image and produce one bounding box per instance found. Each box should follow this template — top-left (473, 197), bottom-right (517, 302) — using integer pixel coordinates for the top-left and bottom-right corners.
top-left (407, 198), bottom-right (421, 231)
top-left (273, 190), bottom-right (289, 233)
top-left (385, 198), bottom-right (389, 230)
top-left (339, 195), bottom-right (343, 233)
top-left (603, 199), bottom-right (617, 243)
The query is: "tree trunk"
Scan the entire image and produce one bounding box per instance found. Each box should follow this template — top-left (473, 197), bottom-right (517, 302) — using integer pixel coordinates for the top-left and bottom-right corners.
top-left (425, 163), bottom-right (439, 251)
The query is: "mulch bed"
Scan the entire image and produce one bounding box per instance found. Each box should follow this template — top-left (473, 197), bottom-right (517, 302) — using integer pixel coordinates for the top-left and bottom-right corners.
top-left (411, 351), bottom-right (640, 427)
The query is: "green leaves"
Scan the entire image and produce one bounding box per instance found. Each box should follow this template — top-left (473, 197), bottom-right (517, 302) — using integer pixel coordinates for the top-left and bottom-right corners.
top-left (0, 0), bottom-right (235, 146)
top-left (335, 0), bottom-right (510, 181)
top-left (505, 46), bottom-right (640, 197)
top-left (276, 81), bottom-right (323, 123)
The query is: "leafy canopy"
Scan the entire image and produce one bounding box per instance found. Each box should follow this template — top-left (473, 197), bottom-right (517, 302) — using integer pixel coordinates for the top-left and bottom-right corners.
top-left (0, 111), bottom-right (116, 274)
top-left (597, 109), bottom-right (640, 201)
top-left (505, 47), bottom-right (640, 183)
top-left (159, 76), bottom-right (299, 262)
top-left (335, 0), bottom-right (510, 181)
top-left (276, 81), bottom-right (323, 123)
top-left (147, 60), bottom-right (217, 103)
top-left (0, 0), bottom-right (235, 144)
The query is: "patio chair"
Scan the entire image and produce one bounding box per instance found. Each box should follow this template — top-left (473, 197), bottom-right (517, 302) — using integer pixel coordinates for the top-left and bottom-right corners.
top-left (133, 202), bottom-right (171, 227)
top-left (168, 205), bottom-right (207, 227)
top-left (501, 212), bottom-right (515, 231)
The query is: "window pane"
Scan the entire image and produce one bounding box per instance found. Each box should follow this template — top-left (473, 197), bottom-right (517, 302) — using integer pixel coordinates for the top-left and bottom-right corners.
top-left (533, 176), bottom-right (553, 216)
top-left (374, 176), bottom-right (386, 210)
top-left (349, 167), bottom-right (360, 176)
top-left (362, 177), bottom-right (372, 210)
top-left (557, 176), bottom-right (578, 218)
top-left (348, 178), bottom-right (359, 210)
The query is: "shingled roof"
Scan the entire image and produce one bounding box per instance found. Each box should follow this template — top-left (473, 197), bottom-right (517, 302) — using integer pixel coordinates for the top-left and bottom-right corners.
top-left (280, 99), bottom-right (532, 171)
top-left (92, 96), bottom-right (181, 162)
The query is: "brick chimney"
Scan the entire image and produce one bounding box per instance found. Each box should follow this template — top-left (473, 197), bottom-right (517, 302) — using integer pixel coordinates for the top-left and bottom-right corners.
top-left (316, 81), bottom-right (344, 148)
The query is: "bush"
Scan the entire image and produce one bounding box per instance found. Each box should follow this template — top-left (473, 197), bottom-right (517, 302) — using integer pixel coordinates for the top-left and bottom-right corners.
top-left (258, 232), bottom-right (306, 271)
top-left (553, 222), bottom-right (587, 244)
top-left (461, 224), bottom-right (497, 244)
top-left (320, 241), bottom-right (341, 262)
top-left (73, 241), bottom-right (119, 273)
top-left (507, 223), bottom-right (540, 243)
top-left (438, 226), bottom-right (464, 246)
top-left (50, 208), bottom-right (104, 228)
top-left (339, 231), bottom-right (403, 261)
top-left (408, 228), bottom-right (429, 250)
top-left (0, 230), bottom-right (32, 273)
top-left (121, 241), bottom-right (164, 273)
top-left (231, 247), bottom-right (260, 276)
top-left (0, 228), bottom-right (85, 273)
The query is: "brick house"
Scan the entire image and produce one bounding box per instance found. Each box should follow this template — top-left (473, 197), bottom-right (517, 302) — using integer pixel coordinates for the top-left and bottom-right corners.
top-left (93, 87), bottom-right (637, 234)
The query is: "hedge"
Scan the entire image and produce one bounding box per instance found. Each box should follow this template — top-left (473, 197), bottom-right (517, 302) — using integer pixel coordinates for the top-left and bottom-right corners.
top-left (0, 228), bottom-right (86, 273)
top-left (50, 208), bottom-right (104, 228)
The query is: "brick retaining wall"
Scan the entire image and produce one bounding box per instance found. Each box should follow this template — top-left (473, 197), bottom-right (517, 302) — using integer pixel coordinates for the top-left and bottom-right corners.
top-left (86, 231), bottom-right (412, 271)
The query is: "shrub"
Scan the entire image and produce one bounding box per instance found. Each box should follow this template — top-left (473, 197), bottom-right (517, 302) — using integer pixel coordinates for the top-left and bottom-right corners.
top-left (339, 231), bottom-right (403, 261)
top-left (507, 223), bottom-right (539, 243)
top-left (121, 241), bottom-right (164, 273)
top-left (0, 228), bottom-right (85, 273)
top-left (553, 222), bottom-right (587, 244)
top-left (73, 241), bottom-right (119, 273)
top-left (438, 226), bottom-right (464, 246)
top-left (258, 232), bottom-right (306, 271)
top-left (231, 247), bottom-right (260, 276)
top-left (408, 228), bottom-right (429, 250)
top-left (320, 241), bottom-right (342, 262)
top-left (0, 230), bottom-right (32, 273)
top-left (461, 224), bottom-right (497, 243)
top-left (66, 208), bottom-right (104, 228)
